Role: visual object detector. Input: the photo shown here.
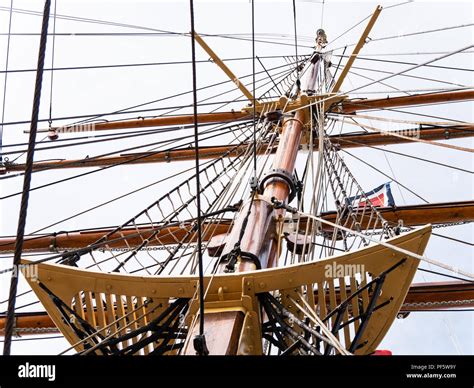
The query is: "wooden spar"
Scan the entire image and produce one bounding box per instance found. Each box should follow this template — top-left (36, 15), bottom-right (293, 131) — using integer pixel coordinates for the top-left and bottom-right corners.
top-left (4, 280), bottom-right (473, 336)
top-left (331, 5), bottom-right (383, 93)
top-left (313, 281), bottom-right (474, 313)
top-left (400, 281), bottom-right (474, 311)
top-left (318, 200), bottom-right (474, 230)
top-left (2, 144), bottom-right (267, 173)
top-left (4, 124), bottom-right (473, 174)
top-left (0, 200), bottom-right (471, 253)
top-left (339, 89), bottom-right (474, 114)
top-left (30, 111), bottom-right (250, 134)
top-left (193, 32), bottom-right (254, 101)
top-left (0, 221), bottom-right (232, 253)
top-left (27, 90), bottom-right (473, 136)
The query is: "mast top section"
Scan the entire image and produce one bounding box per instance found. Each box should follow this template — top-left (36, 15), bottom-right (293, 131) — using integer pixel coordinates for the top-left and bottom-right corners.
top-left (315, 29), bottom-right (328, 49)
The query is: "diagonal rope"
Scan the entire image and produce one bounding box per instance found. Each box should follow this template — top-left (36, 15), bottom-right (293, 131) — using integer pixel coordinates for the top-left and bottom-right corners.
top-left (47, 0), bottom-right (57, 127)
top-left (251, 0), bottom-right (257, 177)
top-left (3, 0), bottom-right (52, 355)
top-left (271, 197), bottom-right (474, 280)
top-left (292, 0), bottom-right (299, 73)
top-left (189, 0), bottom-right (208, 355)
top-left (0, 0), bottom-right (14, 163)
top-left (349, 117), bottom-right (474, 154)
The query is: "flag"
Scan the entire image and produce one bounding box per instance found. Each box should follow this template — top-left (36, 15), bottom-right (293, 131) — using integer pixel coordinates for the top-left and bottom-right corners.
top-left (348, 182), bottom-right (395, 208)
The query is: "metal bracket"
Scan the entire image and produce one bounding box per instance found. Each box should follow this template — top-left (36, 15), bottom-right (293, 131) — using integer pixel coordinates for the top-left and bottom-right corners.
top-left (259, 168), bottom-right (297, 202)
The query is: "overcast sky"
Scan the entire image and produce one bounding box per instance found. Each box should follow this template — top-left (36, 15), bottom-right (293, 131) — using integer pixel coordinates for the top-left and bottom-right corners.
top-left (0, 0), bottom-right (472, 355)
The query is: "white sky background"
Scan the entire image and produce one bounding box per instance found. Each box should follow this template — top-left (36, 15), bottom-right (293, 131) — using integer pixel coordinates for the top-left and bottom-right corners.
top-left (0, 0), bottom-right (473, 355)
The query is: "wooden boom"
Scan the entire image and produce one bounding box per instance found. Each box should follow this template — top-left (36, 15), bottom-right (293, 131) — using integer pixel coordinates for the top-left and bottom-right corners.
top-left (24, 89), bottom-right (472, 136)
top-left (339, 89), bottom-right (474, 114)
top-left (0, 200), bottom-right (471, 253)
top-left (3, 124), bottom-right (472, 174)
top-left (29, 111), bottom-right (250, 134)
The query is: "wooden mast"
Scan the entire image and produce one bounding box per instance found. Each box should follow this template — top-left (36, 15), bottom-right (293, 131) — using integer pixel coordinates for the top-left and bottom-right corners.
top-left (1, 4), bottom-right (472, 356)
top-left (181, 109), bottom-right (307, 354)
top-left (181, 7), bottom-right (386, 353)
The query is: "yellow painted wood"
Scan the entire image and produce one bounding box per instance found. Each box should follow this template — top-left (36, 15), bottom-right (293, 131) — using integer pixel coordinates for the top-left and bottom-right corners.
top-left (74, 293), bottom-right (85, 320)
top-left (126, 296), bottom-right (139, 348)
top-left (327, 279), bottom-right (338, 339)
top-left (116, 295), bottom-right (128, 350)
top-left (194, 32), bottom-right (254, 101)
top-left (104, 294), bottom-right (115, 339)
top-left (84, 291), bottom-right (97, 329)
top-left (338, 277), bottom-right (351, 348)
top-left (136, 297), bottom-right (151, 355)
top-left (332, 5), bottom-right (383, 93)
top-left (360, 272), bottom-right (370, 320)
top-left (349, 277), bottom-right (361, 332)
top-left (23, 225), bottom-right (431, 355)
top-left (95, 293), bottom-right (107, 337)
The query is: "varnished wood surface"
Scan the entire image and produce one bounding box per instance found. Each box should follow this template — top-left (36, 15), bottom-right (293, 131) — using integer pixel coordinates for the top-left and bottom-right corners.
top-left (1, 201), bottom-right (470, 253)
top-left (339, 90), bottom-right (474, 114)
top-left (4, 126), bottom-right (472, 173)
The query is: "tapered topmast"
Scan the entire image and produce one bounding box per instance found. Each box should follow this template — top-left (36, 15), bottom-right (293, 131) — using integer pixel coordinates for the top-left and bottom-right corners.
top-left (182, 26), bottom-right (332, 355)
top-left (181, 5), bottom-right (386, 354)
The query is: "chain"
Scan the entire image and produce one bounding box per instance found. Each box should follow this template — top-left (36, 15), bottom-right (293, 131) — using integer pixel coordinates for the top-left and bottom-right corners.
top-left (342, 221), bottom-right (473, 237)
top-left (433, 221), bottom-right (472, 229)
top-left (10, 326), bottom-right (58, 335)
top-left (403, 299), bottom-right (474, 309)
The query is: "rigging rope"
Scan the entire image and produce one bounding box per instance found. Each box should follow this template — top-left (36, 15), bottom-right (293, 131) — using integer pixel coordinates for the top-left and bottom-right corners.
top-left (0, 0), bottom-right (13, 163)
top-left (320, 0), bottom-right (325, 29)
top-left (419, 268), bottom-right (474, 284)
top-left (383, 108), bottom-right (467, 124)
top-left (0, 124), bottom-right (246, 199)
top-left (3, 0), bottom-right (52, 356)
top-left (327, 12), bottom-right (371, 47)
top-left (292, 0), bottom-right (299, 85)
top-left (340, 148), bottom-right (429, 203)
top-left (349, 118), bottom-right (474, 154)
top-left (189, 0), bottom-right (208, 355)
top-left (347, 44), bottom-right (474, 94)
top-left (330, 20), bottom-right (474, 55)
top-left (0, 57), bottom-right (300, 128)
top-left (271, 197), bottom-right (474, 280)
top-left (47, 0), bottom-right (56, 128)
top-left (256, 56), bottom-right (282, 95)
top-left (331, 137), bottom-right (473, 175)
top-left (334, 54), bottom-right (474, 74)
top-left (251, 0), bottom-right (257, 177)
top-left (370, 23), bottom-right (474, 44)
top-left (432, 232), bottom-right (473, 247)
top-left (346, 63), bottom-right (467, 88)
top-left (0, 6), bottom-right (314, 50)
top-left (0, 54), bottom-right (302, 76)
